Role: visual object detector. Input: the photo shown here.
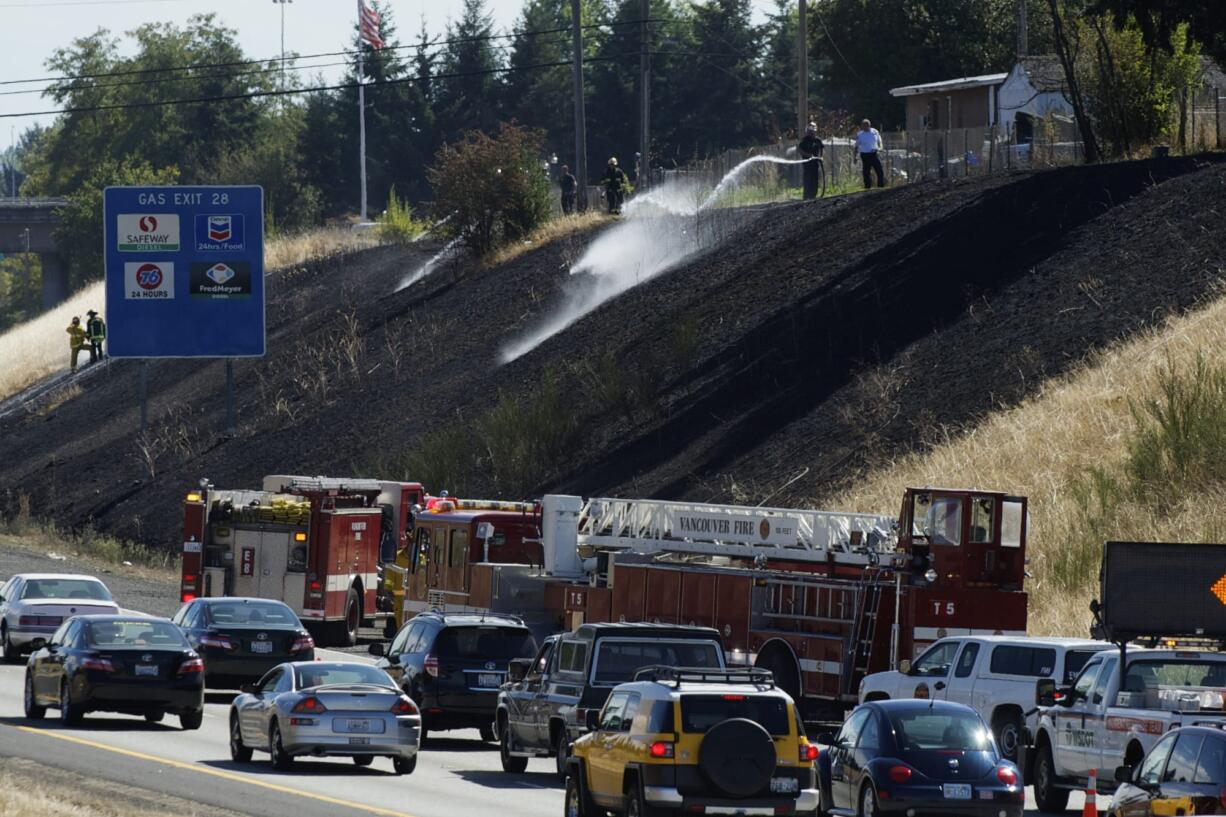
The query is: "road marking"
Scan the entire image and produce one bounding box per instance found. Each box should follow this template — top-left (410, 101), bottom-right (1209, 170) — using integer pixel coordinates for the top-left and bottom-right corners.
top-left (11, 725), bottom-right (419, 817)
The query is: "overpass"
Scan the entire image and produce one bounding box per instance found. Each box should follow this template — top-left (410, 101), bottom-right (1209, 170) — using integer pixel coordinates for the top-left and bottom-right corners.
top-left (0, 197), bottom-right (71, 308)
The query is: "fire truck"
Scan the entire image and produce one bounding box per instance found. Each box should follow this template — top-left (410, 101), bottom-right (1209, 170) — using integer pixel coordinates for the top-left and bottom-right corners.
top-left (179, 476), bottom-right (425, 646)
top-left (400, 488), bottom-right (1029, 721)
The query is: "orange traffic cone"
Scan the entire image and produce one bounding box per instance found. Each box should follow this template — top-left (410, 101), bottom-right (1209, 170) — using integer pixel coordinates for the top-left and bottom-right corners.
top-left (1082, 769), bottom-right (1098, 817)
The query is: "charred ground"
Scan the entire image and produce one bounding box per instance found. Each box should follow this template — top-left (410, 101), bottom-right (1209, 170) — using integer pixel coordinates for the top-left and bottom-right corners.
top-left (2, 155), bottom-right (1224, 549)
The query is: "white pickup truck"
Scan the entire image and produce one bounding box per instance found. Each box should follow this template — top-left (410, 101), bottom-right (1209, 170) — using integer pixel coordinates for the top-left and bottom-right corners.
top-left (1028, 647), bottom-right (1226, 813)
top-left (859, 635), bottom-right (1110, 763)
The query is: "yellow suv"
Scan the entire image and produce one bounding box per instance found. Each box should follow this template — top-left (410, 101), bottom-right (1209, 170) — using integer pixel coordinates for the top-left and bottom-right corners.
top-left (564, 666), bottom-right (820, 817)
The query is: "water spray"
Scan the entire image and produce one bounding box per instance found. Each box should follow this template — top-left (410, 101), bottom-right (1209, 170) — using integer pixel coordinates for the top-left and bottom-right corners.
top-left (394, 237), bottom-right (460, 292)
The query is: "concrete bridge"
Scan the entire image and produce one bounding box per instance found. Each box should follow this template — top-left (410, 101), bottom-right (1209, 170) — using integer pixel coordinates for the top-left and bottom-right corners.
top-left (0, 197), bottom-right (71, 308)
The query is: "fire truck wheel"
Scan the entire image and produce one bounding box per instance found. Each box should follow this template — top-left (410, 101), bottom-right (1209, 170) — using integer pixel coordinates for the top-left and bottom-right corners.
top-left (337, 588), bottom-right (360, 646)
top-left (1032, 742), bottom-right (1069, 813)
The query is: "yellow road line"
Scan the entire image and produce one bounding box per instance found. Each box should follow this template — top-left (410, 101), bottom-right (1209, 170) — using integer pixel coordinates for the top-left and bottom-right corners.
top-left (12, 725), bottom-right (419, 817)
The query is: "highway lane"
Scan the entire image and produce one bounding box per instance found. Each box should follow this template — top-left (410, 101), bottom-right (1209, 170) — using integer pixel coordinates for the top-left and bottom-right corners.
top-left (0, 649), bottom-right (564, 817)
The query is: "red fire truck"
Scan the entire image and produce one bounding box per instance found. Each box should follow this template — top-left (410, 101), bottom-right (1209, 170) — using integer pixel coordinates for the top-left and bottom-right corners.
top-left (403, 488), bottom-right (1029, 721)
top-left (180, 476), bottom-right (425, 646)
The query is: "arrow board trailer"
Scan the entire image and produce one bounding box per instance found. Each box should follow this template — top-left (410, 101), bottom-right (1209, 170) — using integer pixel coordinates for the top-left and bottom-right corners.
top-left (103, 186), bottom-right (264, 358)
top-left (1095, 541), bottom-right (1226, 644)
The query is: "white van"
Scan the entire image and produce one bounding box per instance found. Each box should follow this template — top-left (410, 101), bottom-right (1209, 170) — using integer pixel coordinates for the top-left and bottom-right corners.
top-left (858, 635), bottom-right (1111, 762)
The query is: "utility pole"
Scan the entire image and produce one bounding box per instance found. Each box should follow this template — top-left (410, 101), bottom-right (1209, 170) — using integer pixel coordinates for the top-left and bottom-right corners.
top-left (356, 0), bottom-right (368, 222)
top-left (570, 0), bottom-right (589, 211)
top-left (797, 0), bottom-right (808, 136)
top-left (1016, 0), bottom-right (1028, 58)
top-left (8, 125), bottom-right (14, 197)
top-left (639, 0), bottom-right (650, 189)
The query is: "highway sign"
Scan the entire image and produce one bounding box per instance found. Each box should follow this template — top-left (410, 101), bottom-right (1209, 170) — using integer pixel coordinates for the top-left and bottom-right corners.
top-left (103, 186), bottom-right (264, 357)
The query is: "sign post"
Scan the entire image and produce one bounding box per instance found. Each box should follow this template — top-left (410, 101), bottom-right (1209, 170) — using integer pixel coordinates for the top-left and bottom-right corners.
top-left (104, 186), bottom-right (265, 434)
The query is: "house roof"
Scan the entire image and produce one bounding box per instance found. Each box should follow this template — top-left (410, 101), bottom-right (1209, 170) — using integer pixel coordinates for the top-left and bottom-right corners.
top-left (889, 73), bottom-right (1008, 97)
top-left (1014, 56), bottom-right (1067, 92)
top-left (1198, 56), bottom-right (1226, 90)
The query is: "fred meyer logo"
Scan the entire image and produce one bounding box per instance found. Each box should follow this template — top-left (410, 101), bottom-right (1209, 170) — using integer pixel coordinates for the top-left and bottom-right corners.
top-left (194, 214), bottom-right (245, 252)
top-left (117, 214), bottom-right (180, 252)
top-left (190, 261), bottom-right (251, 299)
top-left (123, 262), bottom-right (174, 299)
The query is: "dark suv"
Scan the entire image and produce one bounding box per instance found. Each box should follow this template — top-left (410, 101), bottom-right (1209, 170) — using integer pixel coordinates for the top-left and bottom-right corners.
top-left (370, 612), bottom-right (536, 744)
top-left (495, 622), bottom-right (726, 777)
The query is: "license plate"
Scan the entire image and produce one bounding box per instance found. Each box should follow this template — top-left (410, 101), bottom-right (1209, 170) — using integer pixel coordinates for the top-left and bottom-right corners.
top-left (348, 737), bottom-right (370, 745)
top-left (770, 777), bottom-right (800, 794)
top-left (134, 664), bottom-right (158, 677)
top-left (477, 673), bottom-right (501, 688)
top-left (250, 641), bottom-right (272, 654)
top-left (347, 719), bottom-right (372, 733)
top-left (943, 784), bottom-right (972, 800)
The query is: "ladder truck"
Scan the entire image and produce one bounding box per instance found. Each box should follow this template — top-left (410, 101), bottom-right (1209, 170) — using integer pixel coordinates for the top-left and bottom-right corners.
top-left (401, 487), bottom-right (1030, 721)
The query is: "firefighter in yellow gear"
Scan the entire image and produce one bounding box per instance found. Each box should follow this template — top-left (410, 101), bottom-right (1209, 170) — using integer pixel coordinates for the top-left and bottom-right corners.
top-left (66, 316), bottom-right (87, 373)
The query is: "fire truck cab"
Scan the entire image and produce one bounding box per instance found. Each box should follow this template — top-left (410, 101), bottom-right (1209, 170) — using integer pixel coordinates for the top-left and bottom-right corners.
top-left (180, 476), bottom-right (424, 646)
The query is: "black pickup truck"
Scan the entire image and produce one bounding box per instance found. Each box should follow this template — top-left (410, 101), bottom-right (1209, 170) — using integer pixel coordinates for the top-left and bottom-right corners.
top-left (494, 622), bottom-right (726, 777)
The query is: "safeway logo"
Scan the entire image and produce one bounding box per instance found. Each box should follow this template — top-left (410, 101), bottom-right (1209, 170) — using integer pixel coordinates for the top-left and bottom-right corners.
top-left (118, 214), bottom-right (180, 252)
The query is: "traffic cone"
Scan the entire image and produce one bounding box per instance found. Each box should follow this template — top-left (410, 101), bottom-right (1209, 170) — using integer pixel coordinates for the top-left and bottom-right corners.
top-left (1082, 769), bottom-right (1098, 817)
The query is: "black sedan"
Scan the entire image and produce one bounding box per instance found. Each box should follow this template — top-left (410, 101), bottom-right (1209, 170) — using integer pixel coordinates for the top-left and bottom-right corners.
top-left (171, 597), bottom-right (314, 688)
top-left (24, 615), bottom-right (205, 729)
top-left (817, 699), bottom-right (1023, 817)
top-left (1110, 725), bottom-right (1226, 817)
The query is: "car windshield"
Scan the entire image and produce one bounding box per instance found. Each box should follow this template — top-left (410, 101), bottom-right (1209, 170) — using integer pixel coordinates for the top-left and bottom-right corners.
top-left (1122, 660), bottom-right (1226, 710)
top-left (592, 640), bottom-right (724, 685)
top-left (208, 601), bottom-right (298, 626)
top-left (681, 694), bottom-right (791, 736)
top-left (434, 626), bottom-right (536, 661)
top-left (889, 710), bottom-right (993, 751)
top-left (294, 663), bottom-right (394, 689)
top-left (86, 620), bottom-right (187, 648)
top-left (21, 578), bottom-right (112, 602)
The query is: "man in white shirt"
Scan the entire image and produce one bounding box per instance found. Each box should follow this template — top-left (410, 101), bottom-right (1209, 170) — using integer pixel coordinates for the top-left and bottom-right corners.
top-left (856, 119), bottom-right (885, 189)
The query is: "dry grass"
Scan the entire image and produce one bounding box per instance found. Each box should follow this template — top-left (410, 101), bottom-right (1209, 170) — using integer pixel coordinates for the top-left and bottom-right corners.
top-left (482, 210), bottom-right (609, 268)
top-left (825, 291), bottom-right (1226, 637)
top-left (0, 227), bottom-right (377, 403)
top-left (0, 757), bottom-right (248, 817)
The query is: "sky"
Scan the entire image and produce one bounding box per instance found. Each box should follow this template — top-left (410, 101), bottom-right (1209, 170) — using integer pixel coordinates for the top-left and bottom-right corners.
top-left (0, 0), bottom-right (779, 140)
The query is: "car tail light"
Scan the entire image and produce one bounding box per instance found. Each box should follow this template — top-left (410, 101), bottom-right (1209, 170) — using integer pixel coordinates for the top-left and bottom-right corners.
top-left (722, 694), bottom-right (746, 701)
top-left (424, 654), bottom-right (439, 678)
top-left (997, 766), bottom-right (1018, 786)
top-left (81, 655), bottom-right (115, 672)
top-left (178, 657), bottom-right (204, 676)
top-left (291, 696), bottom-right (328, 714)
top-left (181, 593), bottom-right (197, 603)
top-left (888, 765), bottom-right (913, 783)
top-left (390, 697), bottom-right (418, 715)
top-left (20, 615), bottom-right (61, 626)
top-left (200, 632), bottom-right (235, 650)
top-left (650, 741), bottom-right (674, 758)
top-left (290, 635), bottom-right (315, 652)
top-left (800, 743), bottom-right (819, 762)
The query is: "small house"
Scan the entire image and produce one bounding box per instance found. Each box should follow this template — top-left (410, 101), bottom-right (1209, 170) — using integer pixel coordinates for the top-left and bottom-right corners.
top-left (997, 56), bottom-right (1074, 141)
top-left (889, 74), bottom-right (1008, 132)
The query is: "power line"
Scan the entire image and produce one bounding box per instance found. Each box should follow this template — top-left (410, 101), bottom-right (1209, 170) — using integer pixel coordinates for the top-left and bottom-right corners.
top-left (0, 18), bottom-right (658, 88)
top-left (0, 54), bottom-right (635, 120)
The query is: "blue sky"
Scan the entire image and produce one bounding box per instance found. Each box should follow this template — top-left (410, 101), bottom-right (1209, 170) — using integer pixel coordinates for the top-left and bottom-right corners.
top-left (1, 0), bottom-right (780, 137)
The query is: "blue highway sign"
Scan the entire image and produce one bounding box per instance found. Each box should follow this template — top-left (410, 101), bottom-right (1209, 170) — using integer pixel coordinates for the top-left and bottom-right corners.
top-left (104, 186), bottom-right (265, 357)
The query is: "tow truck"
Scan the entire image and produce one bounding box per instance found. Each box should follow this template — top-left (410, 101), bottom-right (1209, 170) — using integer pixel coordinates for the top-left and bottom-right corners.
top-left (1026, 541), bottom-right (1226, 813)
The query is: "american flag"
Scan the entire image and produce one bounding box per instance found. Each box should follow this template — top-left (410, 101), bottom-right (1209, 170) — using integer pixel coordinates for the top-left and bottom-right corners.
top-left (358, 0), bottom-right (384, 50)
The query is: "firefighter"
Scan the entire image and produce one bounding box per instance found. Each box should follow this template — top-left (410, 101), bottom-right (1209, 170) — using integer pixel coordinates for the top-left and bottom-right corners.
top-left (798, 122), bottom-right (825, 200)
top-left (559, 165), bottom-right (577, 215)
top-left (601, 157), bottom-right (628, 215)
top-left (86, 309), bottom-right (106, 364)
top-left (66, 316), bottom-right (87, 373)
top-left (856, 118), bottom-right (885, 189)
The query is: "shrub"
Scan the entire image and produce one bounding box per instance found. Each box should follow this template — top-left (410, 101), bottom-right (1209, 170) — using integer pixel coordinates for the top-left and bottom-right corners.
top-left (428, 122), bottom-right (554, 256)
top-left (377, 186), bottom-right (429, 244)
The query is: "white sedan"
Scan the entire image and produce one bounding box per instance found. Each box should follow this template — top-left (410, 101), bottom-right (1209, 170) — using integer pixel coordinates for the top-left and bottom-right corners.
top-left (0, 573), bottom-right (119, 661)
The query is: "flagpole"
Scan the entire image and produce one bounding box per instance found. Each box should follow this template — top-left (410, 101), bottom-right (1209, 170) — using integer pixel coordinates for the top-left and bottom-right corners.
top-left (357, 0), bottom-right (368, 222)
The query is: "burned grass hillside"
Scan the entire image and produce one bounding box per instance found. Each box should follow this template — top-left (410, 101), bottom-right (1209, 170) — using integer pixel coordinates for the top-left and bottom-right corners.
top-left (1, 156), bottom-right (1224, 552)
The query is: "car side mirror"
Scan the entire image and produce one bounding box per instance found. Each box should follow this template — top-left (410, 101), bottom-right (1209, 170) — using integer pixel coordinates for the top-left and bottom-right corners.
top-left (507, 658), bottom-right (531, 683)
top-left (240, 683), bottom-right (258, 694)
top-left (1115, 765), bottom-right (1133, 784)
top-left (585, 709), bottom-right (600, 731)
top-left (30, 637), bottom-right (47, 651)
top-left (816, 731), bottom-right (835, 746)
top-left (898, 659), bottom-right (912, 674)
top-left (368, 642), bottom-right (386, 658)
top-left (1036, 678), bottom-right (1057, 707)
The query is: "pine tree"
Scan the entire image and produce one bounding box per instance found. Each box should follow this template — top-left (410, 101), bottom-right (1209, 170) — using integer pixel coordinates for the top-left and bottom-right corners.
top-left (435, 0), bottom-right (504, 142)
